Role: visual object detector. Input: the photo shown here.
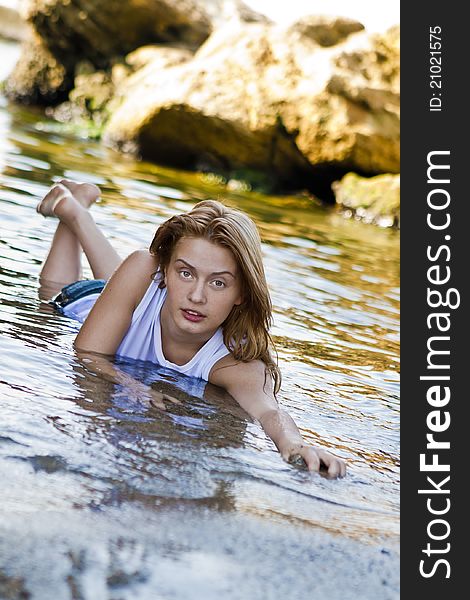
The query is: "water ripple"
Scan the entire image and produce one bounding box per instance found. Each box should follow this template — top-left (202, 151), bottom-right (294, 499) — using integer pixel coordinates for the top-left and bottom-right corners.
top-left (0, 75), bottom-right (399, 548)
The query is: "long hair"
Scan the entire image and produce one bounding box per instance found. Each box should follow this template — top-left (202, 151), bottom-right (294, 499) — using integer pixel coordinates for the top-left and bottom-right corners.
top-left (149, 200), bottom-right (281, 394)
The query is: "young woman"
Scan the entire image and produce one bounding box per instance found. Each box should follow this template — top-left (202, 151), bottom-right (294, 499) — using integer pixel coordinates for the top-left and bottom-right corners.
top-left (37, 180), bottom-right (346, 478)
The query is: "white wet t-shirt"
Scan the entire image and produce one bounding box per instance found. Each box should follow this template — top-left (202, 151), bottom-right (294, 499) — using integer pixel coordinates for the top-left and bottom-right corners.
top-left (63, 278), bottom-right (231, 381)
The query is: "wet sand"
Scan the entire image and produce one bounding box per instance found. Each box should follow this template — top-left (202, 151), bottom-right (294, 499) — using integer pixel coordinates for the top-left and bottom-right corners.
top-left (0, 504), bottom-right (398, 600)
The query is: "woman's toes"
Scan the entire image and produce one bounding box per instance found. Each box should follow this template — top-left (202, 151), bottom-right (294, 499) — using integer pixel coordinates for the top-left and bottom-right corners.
top-left (77, 183), bottom-right (100, 207)
top-left (36, 184), bottom-right (73, 218)
top-left (59, 180), bottom-right (100, 208)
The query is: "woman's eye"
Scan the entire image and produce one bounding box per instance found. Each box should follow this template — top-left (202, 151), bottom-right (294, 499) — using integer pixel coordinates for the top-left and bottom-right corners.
top-left (213, 280), bottom-right (225, 288)
top-left (180, 270), bottom-right (192, 278)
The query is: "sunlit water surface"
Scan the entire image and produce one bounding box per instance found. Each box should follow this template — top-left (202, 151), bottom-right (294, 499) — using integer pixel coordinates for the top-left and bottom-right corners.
top-left (0, 38), bottom-right (399, 600)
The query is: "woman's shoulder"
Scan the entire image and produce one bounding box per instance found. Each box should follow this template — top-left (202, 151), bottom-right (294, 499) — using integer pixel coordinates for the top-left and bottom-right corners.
top-left (114, 250), bottom-right (158, 282)
top-left (124, 249), bottom-right (159, 271)
top-left (209, 355), bottom-right (268, 388)
top-left (103, 250), bottom-right (159, 307)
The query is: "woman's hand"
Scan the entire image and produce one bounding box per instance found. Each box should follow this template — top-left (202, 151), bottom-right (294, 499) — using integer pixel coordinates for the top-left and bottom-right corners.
top-left (77, 350), bottom-right (181, 411)
top-left (210, 358), bottom-right (347, 479)
top-left (285, 444), bottom-right (346, 478)
top-left (147, 388), bottom-right (181, 411)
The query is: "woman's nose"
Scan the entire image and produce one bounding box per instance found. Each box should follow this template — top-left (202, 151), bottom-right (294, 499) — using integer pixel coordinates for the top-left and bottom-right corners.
top-left (188, 280), bottom-right (206, 304)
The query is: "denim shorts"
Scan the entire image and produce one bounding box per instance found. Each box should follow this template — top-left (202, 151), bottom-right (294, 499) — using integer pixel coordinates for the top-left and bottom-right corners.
top-left (50, 279), bottom-right (106, 312)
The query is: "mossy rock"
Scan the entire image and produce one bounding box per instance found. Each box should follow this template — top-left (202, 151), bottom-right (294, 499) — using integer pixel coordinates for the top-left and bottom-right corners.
top-left (332, 172), bottom-right (400, 227)
top-left (4, 32), bottom-right (73, 105)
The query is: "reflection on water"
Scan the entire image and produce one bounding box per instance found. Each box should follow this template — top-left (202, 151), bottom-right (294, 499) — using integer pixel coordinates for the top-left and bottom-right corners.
top-left (0, 38), bottom-right (399, 599)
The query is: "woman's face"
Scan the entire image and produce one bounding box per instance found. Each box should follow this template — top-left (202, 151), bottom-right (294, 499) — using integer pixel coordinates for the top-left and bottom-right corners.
top-left (161, 237), bottom-right (243, 342)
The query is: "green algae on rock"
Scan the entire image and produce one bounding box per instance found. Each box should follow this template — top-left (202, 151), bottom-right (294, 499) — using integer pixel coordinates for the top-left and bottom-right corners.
top-left (332, 172), bottom-right (400, 228)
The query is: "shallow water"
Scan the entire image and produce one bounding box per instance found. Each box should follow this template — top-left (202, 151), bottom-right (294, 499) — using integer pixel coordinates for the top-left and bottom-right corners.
top-left (0, 38), bottom-right (399, 599)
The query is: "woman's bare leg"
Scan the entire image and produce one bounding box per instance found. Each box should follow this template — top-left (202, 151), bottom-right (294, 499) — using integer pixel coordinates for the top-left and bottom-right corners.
top-left (38, 221), bottom-right (83, 298)
top-left (38, 182), bottom-right (121, 298)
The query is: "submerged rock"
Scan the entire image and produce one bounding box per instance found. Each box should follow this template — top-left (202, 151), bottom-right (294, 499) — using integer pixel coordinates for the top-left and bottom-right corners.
top-left (105, 20), bottom-right (399, 196)
top-left (332, 172), bottom-right (400, 227)
top-left (0, 570), bottom-right (30, 600)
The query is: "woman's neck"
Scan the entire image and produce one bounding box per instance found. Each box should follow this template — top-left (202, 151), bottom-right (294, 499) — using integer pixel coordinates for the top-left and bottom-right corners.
top-left (159, 304), bottom-right (213, 366)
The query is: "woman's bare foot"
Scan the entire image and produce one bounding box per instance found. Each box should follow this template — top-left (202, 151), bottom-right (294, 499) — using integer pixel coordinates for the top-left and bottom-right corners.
top-left (58, 179), bottom-right (100, 209)
top-left (36, 184), bottom-right (72, 217)
top-left (36, 183), bottom-right (85, 223)
top-left (36, 180), bottom-right (100, 220)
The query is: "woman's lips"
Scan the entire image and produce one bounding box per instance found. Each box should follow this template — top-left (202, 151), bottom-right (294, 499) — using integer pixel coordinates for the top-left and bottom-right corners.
top-left (181, 309), bottom-right (205, 323)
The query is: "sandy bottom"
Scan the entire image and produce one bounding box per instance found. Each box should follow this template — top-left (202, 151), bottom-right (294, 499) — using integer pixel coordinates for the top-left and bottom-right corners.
top-left (0, 504), bottom-right (398, 600)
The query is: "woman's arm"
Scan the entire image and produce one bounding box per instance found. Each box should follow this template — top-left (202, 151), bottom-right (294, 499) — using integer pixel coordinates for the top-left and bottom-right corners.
top-left (210, 358), bottom-right (346, 478)
top-left (76, 349), bottom-right (179, 410)
top-left (74, 250), bottom-right (179, 409)
top-left (74, 250), bottom-right (157, 355)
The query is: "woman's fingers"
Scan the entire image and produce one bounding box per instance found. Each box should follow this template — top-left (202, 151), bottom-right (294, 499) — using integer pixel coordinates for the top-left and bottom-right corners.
top-left (317, 449), bottom-right (347, 478)
top-left (299, 448), bottom-right (320, 472)
top-left (297, 447), bottom-right (347, 478)
top-left (164, 394), bottom-right (181, 405)
top-left (149, 391), bottom-right (166, 410)
top-left (148, 390), bottom-right (182, 410)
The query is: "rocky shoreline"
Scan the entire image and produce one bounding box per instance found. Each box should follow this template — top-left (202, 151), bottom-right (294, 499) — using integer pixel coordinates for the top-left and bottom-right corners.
top-left (1, 1), bottom-right (400, 226)
top-left (0, 3), bottom-right (29, 42)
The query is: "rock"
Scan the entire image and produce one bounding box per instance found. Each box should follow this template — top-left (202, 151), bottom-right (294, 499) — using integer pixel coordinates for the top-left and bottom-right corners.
top-left (124, 45), bottom-right (193, 73)
top-left (287, 15), bottom-right (365, 47)
top-left (70, 69), bottom-right (114, 113)
top-left (105, 20), bottom-right (399, 195)
top-left (0, 4), bottom-right (30, 42)
top-left (200, 0), bottom-right (271, 27)
top-left (47, 67), bottom-right (115, 130)
top-left (285, 25), bottom-right (400, 180)
top-left (6, 0), bottom-right (211, 105)
top-left (24, 0), bottom-right (212, 68)
top-left (0, 570), bottom-right (30, 600)
top-left (105, 22), bottom-right (313, 185)
top-left (3, 31), bottom-right (72, 104)
top-left (332, 172), bottom-right (400, 227)
top-left (106, 45), bottom-right (195, 121)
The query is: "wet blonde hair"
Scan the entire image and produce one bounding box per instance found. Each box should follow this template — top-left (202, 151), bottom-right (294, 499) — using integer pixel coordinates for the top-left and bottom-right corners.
top-left (149, 200), bottom-right (281, 394)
